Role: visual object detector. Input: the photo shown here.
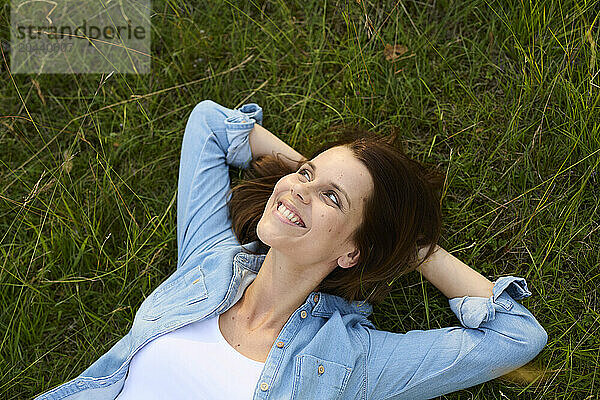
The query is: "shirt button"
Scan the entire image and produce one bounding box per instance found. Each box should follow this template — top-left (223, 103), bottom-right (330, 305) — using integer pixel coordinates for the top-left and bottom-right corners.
top-left (276, 341), bottom-right (284, 348)
top-left (260, 382), bottom-right (269, 391)
top-left (313, 294), bottom-right (319, 302)
top-left (300, 310), bottom-right (307, 319)
top-left (318, 365), bottom-right (325, 375)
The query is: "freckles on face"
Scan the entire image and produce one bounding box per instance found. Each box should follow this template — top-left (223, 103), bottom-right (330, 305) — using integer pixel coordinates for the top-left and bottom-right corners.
top-left (305, 147), bottom-right (372, 243)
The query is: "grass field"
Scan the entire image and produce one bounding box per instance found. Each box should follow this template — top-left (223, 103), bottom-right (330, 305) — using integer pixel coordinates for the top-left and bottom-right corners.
top-left (1, 0), bottom-right (599, 398)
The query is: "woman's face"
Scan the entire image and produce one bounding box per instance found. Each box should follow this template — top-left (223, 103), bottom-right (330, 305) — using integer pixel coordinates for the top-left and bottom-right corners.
top-left (256, 146), bottom-right (374, 269)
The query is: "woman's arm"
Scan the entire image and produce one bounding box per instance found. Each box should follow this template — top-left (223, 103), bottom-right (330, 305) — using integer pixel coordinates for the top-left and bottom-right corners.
top-left (364, 279), bottom-right (547, 399)
top-left (364, 270), bottom-right (546, 399)
top-left (177, 100), bottom-right (264, 268)
top-left (248, 123), bottom-right (307, 170)
top-left (417, 245), bottom-right (494, 298)
top-left (362, 246), bottom-right (547, 399)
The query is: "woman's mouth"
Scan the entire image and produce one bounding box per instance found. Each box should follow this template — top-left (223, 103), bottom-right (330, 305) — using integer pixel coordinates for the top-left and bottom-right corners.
top-left (275, 201), bottom-right (306, 228)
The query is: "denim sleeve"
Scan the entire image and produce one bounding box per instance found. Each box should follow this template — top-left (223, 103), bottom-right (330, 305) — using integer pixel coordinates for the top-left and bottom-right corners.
top-left (364, 276), bottom-right (548, 400)
top-left (176, 100), bottom-right (262, 268)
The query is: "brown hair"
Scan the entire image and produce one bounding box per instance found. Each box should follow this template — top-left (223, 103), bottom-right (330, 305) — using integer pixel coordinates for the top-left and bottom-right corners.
top-left (226, 125), bottom-right (444, 305)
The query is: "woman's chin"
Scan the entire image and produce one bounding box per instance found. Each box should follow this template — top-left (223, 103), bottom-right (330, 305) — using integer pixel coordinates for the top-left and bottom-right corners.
top-left (256, 220), bottom-right (276, 247)
top-left (257, 224), bottom-right (298, 251)
top-left (257, 229), bottom-right (283, 248)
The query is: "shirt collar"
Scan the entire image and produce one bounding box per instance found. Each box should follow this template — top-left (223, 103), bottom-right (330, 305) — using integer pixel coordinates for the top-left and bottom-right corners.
top-left (233, 245), bottom-right (373, 318)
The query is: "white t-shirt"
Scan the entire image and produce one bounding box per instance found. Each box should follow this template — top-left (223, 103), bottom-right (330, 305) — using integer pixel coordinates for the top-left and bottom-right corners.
top-left (116, 314), bottom-right (265, 399)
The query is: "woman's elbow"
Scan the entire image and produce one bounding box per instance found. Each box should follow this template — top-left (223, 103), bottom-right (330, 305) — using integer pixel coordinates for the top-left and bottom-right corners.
top-left (513, 318), bottom-right (547, 366)
top-left (184, 100), bottom-right (216, 139)
top-left (526, 321), bottom-right (548, 360)
top-left (499, 314), bottom-right (547, 368)
top-left (492, 321), bottom-right (547, 377)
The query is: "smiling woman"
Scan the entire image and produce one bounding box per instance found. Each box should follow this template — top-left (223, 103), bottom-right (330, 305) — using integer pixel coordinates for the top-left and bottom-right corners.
top-left (35, 100), bottom-right (546, 400)
top-left (229, 124), bottom-right (443, 304)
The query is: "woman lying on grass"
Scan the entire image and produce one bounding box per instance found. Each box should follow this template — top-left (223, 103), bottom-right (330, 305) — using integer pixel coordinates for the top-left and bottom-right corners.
top-left (36, 100), bottom-right (547, 400)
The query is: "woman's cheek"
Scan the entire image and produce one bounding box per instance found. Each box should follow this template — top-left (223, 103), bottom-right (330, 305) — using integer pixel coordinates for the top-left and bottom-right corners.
top-left (319, 213), bottom-right (339, 234)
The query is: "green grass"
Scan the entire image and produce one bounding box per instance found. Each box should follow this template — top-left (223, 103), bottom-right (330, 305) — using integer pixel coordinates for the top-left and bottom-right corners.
top-left (1, 0), bottom-right (599, 398)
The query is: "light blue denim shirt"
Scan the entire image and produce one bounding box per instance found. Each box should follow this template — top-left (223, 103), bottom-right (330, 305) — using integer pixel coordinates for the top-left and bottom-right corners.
top-left (36, 100), bottom-right (547, 400)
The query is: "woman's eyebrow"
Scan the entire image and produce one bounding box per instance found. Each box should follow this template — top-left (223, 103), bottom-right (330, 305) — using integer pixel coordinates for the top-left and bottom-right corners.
top-left (307, 161), bottom-right (351, 208)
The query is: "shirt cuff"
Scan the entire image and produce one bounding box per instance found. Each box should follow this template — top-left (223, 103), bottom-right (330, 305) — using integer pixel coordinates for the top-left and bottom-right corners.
top-left (223, 103), bottom-right (263, 169)
top-left (448, 276), bottom-right (532, 329)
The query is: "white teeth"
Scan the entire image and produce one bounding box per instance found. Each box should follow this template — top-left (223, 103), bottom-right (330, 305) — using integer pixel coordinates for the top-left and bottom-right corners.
top-left (277, 202), bottom-right (304, 227)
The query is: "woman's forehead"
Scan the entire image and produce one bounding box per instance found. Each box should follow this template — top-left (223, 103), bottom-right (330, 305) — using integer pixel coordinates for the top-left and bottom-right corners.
top-left (312, 147), bottom-right (373, 207)
top-left (313, 146), bottom-right (363, 175)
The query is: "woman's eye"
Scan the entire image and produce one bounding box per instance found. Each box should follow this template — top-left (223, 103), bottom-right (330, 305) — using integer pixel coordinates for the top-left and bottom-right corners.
top-left (298, 168), bottom-right (310, 179)
top-left (298, 168), bottom-right (340, 208)
top-left (326, 192), bottom-right (340, 206)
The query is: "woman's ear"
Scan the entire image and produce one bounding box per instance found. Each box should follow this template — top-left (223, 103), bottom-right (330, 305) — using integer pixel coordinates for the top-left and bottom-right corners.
top-left (337, 248), bottom-right (360, 269)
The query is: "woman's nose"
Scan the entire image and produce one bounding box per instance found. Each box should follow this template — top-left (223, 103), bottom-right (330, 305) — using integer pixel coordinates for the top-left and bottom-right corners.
top-left (291, 182), bottom-right (309, 204)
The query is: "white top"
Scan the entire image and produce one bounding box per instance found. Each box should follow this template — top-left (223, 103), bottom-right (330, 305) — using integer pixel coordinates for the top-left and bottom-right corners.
top-left (116, 314), bottom-right (265, 400)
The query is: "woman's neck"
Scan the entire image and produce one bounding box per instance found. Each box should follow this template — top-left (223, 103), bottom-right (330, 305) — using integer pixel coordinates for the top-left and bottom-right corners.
top-left (233, 248), bottom-right (334, 332)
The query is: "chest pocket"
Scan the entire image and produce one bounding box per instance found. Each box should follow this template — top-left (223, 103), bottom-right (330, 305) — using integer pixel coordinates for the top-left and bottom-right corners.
top-left (291, 354), bottom-right (353, 400)
top-left (142, 267), bottom-right (208, 321)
